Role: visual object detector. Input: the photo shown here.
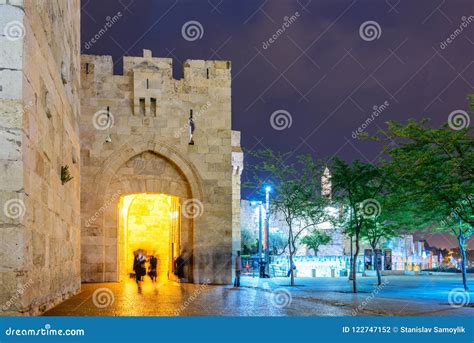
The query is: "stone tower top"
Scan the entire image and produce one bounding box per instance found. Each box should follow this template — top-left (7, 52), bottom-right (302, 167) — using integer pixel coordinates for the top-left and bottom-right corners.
top-left (81, 49), bottom-right (231, 80)
top-left (81, 49), bottom-right (232, 116)
top-left (321, 166), bottom-right (332, 199)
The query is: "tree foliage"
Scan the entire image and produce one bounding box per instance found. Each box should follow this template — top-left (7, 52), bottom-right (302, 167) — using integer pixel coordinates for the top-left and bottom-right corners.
top-left (245, 149), bottom-right (329, 285)
top-left (375, 117), bottom-right (473, 290)
top-left (301, 229), bottom-right (332, 256)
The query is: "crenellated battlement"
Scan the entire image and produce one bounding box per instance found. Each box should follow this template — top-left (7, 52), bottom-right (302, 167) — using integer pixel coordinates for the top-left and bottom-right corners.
top-left (81, 49), bottom-right (231, 84)
top-left (81, 49), bottom-right (231, 116)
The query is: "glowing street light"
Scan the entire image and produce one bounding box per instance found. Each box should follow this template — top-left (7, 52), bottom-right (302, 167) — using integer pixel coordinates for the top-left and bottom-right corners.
top-left (249, 200), bottom-right (263, 267)
top-left (264, 185), bottom-right (271, 276)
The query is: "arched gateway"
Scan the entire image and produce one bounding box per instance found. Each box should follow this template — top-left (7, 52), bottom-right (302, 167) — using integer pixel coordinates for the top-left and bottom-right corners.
top-left (80, 50), bottom-right (243, 286)
top-left (81, 138), bottom-right (205, 283)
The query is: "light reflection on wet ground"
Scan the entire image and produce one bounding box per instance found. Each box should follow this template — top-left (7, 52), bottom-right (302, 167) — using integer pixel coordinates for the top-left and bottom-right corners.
top-left (44, 276), bottom-right (473, 316)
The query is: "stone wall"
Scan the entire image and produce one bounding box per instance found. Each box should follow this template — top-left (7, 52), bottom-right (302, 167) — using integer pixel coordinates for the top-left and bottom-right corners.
top-left (80, 49), bottom-right (240, 284)
top-left (231, 131), bottom-right (243, 269)
top-left (0, 0), bottom-right (81, 315)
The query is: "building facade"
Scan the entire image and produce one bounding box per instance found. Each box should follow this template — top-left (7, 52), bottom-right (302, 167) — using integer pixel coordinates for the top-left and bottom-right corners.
top-left (240, 167), bottom-right (417, 276)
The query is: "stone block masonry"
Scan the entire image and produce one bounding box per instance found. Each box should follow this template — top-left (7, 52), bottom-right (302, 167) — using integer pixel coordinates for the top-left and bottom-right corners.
top-left (0, 2), bottom-right (242, 315)
top-left (0, 0), bottom-right (81, 315)
top-left (80, 49), bottom-right (242, 285)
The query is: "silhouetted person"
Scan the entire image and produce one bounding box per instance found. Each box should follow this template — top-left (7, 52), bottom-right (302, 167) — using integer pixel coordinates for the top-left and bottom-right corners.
top-left (259, 260), bottom-right (269, 278)
top-left (234, 250), bottom-right (242, 287)
top-left (175, 253), bottom-right (186, 282)
top-left (133, 249), bottom-right (146, 289)
top-left (148, 255), bottom-right (158, 283)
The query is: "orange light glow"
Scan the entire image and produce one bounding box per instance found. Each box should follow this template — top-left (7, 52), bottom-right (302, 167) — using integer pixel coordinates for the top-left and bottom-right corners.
top-left (119, 193), bottom-right (180, 281)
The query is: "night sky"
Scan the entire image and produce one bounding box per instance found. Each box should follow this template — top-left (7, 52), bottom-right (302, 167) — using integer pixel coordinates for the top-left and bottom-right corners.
top-left (81, 0), bottom-right (473, 248)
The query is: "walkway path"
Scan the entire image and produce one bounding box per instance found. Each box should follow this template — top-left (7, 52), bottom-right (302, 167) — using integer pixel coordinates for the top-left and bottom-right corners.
top-left (44, 275), bottom-right (473, 316)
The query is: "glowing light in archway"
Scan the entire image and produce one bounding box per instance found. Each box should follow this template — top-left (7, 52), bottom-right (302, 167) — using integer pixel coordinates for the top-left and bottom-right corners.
top-left (119, 193), bottom-right (180, 281)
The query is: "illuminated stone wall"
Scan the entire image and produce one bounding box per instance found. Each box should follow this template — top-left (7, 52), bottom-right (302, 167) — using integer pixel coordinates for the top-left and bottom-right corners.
top-left (0, 0), bottom-right (81, 314)
top-left (80, 50), bottom-right (241, 284)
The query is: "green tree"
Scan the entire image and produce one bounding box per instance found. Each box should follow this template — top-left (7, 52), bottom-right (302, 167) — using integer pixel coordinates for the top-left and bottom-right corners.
top-left (376, 117), bottom-right (473, 290)
top-left (269, 230), bottom-right (288, 255)
top-left (246, 149), bottom-right (329, 286)
top-left (241, 226), bottom-right (258, 255)
top-left (301, 230), bottom-right (332, 256)
top-left (362, 218), bottom-right (397, 285)
top-left (331, 158), bottom-right (386, 293)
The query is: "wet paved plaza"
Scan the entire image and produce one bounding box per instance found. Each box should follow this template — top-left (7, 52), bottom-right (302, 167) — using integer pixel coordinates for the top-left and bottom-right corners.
top-left (44, 275), bottom-right (474, 316)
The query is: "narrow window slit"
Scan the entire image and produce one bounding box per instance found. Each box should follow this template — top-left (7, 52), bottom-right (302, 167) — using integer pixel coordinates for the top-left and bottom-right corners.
top-left (151, 98), bottom-right (157, 117)
top-left (139, 98), bottom-right (146, 116)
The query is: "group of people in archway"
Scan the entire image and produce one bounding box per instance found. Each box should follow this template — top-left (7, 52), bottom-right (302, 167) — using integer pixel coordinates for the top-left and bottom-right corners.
top-left (132, 249), bottom-right (187, 289)
top-left (132, 250), bottom-right (157, 289)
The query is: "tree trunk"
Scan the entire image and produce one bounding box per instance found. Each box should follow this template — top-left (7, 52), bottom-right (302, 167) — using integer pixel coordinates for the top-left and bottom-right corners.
top-left (288, 224), bottom-right (295, 286)
top-left (352, 231), bottom-right (360, 293)
top-left (289, 253), bottom-right (295, 286)
top-left (457, 233), bottom-right (469, 291)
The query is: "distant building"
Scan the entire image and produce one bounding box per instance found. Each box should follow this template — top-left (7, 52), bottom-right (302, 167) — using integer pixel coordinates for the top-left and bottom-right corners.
top-left (240, 167), bottom-right (421, 275)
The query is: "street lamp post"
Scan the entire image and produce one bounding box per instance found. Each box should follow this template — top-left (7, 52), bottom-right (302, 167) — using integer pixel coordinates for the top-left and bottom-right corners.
top-left (258, 203), bottom-right (263, 263)
top-left (251, 201), bottom-right (264, 278)
top-left (265, 186), bottom-right (271, 276)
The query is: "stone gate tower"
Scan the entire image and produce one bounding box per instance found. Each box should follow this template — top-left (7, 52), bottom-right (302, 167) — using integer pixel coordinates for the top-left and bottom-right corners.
top-left (1, 1), bottom-right (242, 315)
top-left (80, 50), bottom-right (242, 285)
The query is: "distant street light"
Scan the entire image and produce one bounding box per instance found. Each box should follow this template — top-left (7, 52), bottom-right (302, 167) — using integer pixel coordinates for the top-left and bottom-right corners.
top-left (264, 186), bottom-right (271, 276)
top-left (250, 200), bottom-right (263, 267)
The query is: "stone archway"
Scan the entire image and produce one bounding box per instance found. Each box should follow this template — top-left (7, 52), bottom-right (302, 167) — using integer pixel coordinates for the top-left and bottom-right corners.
top-left (81, 137), bottom-right (204, 283)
